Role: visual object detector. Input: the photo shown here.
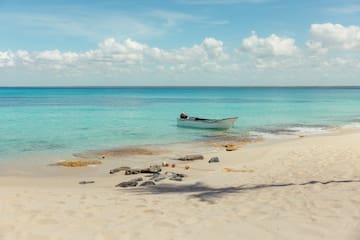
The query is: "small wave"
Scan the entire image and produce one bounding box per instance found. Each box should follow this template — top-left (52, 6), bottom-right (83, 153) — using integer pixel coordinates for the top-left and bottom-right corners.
top-left (342, 122), bottom-right (360, 129)
top-left (249, 131), bottom-right (296, 139)
top-left (286, 125), bottom-right (333, 135)
top-left (250, 124), bottom-right (334, 139)
top-left (249, 127), bottom-right (297, 139)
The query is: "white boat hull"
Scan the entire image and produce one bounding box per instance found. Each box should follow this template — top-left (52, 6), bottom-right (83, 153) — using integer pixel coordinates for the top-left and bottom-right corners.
top-left (177, 117), bottom-right (237, 130)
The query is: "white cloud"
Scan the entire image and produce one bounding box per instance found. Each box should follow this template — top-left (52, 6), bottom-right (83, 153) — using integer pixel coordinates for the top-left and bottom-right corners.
top-left (36, 50), bottom-right (63, 61)
top-left (1, 30), bottom-right (360, 86)
top-left (36, 50), bottom-right (79, 63)
top-left (326, 57), bottom-right (360, 69)
top-left (202, 37), bottom-right (227, 60)
top-left (92, 37), bottom-right (227, 68)
top-left (306, 41), bottom-right (328, 55)
top-left (147, 37), bottom-right (228, 68)
top-left (16, 50), bottom-right (33, 63)
top-left (124, 38), bottom-right (147, 51)
top-left (8, 37), bottom-right (226, 73)
top-left (310, 23), bottom-right (360, 50)
top-left (98, 38), bottom-right (127, 53)
top-left (0, 51), bottom-right (15, 67)
top-left (88, 38), bottom-right (146, 66)
top-left (241, 32), bottom-right (299, 57)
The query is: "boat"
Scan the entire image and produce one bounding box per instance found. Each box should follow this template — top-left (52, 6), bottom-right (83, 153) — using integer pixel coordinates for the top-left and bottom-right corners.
top-left (177, 116), bottom-right (238, 129)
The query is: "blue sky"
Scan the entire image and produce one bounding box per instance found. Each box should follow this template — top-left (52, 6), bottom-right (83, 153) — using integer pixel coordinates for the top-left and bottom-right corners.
top-left (1, 0), bottom-right (360, 86)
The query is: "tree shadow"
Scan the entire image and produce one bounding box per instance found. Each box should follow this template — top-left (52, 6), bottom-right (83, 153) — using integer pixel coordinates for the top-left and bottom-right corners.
top-left (125, 179), bottom-right (360, 203)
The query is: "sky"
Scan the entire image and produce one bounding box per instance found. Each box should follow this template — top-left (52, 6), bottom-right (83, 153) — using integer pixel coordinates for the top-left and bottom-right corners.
top-left (0, 0), bottom-right (360, 86)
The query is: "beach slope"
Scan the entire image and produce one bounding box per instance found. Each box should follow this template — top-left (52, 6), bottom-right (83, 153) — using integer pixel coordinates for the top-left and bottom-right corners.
top-left (1, 130), bottom-right (360, 240)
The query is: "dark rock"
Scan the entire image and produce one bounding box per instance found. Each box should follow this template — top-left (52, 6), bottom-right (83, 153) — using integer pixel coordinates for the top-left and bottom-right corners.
top-left (140, 181), bottom-right (156, 186)
top-left (109, 166), bottom-right (131, 174)
top-left (177, 154), bottom-right (204, 161)
top-left (125, 165), bottom-right (162, 175)
top-left (150, 173), bottom-right (167, 182)
top-left (169, 176), bottom-right (183, 181)
top-left (115, 181), bottom-right (138, 187)
top-left (79, 181), bottom-right (95, 184)
top-left (143, 165), bottom-right (162, 173)
top-left (165, 172), bottom-right (185, 181)
top-left (125, 169), bottom-right (142, 175)
top-left (208, 157), bottom-right (220, 163)
top-left (165, 172), bottom-right (185, 178)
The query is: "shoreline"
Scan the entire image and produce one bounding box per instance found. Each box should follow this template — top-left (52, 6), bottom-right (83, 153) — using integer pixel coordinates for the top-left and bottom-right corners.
top-left (0, 122), bottom-right (349, 177)
top-left (1, 128), bottom-right (360, 239)
top-left (0, 129), bottom-right (260, 177)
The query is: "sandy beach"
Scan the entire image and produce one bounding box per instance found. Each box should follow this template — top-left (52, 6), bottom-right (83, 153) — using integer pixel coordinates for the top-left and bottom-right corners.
top-left (1, 129), bottom-right (360, 240)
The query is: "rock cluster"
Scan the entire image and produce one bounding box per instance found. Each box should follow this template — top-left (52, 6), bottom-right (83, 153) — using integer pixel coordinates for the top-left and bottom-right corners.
top-left (125, 165), bottom-right (162, 175)
top-left (114, 164), bottom-right (186, 188)
top-left (115, 177), bottom-right (143, 187)
top-left (165, 172), bottom-right (185, 181)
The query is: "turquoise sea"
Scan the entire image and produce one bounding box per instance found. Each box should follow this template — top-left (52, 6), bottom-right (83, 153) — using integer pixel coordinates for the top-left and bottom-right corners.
top-left (1, 87), bottom-right (360, 165)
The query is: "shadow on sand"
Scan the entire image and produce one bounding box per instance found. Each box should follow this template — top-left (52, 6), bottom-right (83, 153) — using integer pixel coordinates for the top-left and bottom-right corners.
top-left (125, 179), bottom-right (360, 203)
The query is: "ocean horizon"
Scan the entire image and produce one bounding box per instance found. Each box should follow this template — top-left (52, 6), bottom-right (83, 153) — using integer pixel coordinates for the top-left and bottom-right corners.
top-left (2, 86), bottom-right (360, 88)
top-left (1, 86), bottom-right (360, 166)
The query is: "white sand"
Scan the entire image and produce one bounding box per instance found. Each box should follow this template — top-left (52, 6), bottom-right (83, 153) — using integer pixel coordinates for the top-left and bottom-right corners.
top-left (1, 129), bottom-right (360, 240)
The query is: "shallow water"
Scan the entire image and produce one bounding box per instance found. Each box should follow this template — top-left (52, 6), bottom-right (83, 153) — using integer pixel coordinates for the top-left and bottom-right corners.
top-left (1, 87), bottom-right (360, 164)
